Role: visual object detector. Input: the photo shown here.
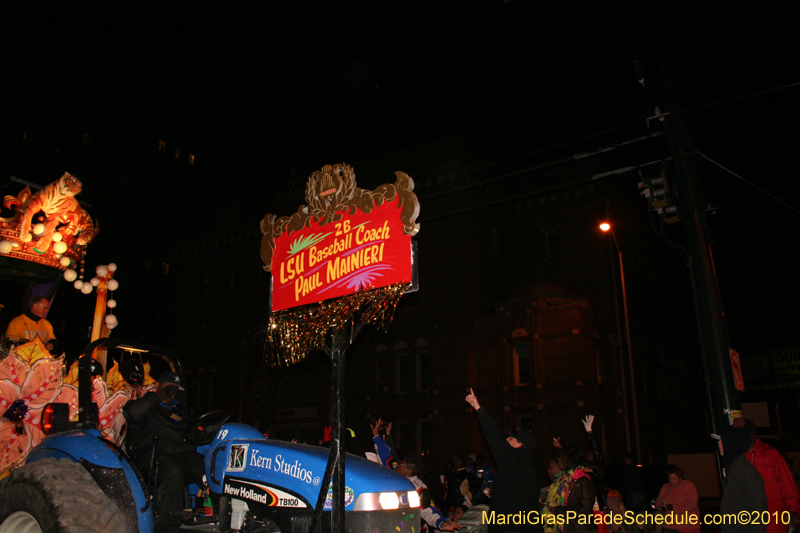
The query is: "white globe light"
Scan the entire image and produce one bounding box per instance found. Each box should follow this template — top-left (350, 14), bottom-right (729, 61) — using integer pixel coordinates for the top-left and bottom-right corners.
top-left (52, 232), bottom-right (63, 242)
top-left (74, 280), bottom-right (84, 289)
top-left (105, 314), bottom-right (117, 325)
top-left (64, 269), bottom-right (78, 282)
top-left (90, 277), bottom-right (100, 287)
top-left (96, 265), bottom-right (109, 277)
top-left (107, 299), bottom-right (117, 309)
top-left (80, 283), bottom-right (93, 294)
top-left (53, 241), bottom-right (68, 254)
top-left (107, 263), bottom-right (117, 272)
top-left (107, 279), bottom-right (119, 291)
top-left (107, 321), bottom-right (117, 330)
top-left (60, 256), bottom-right (71, 267)
top-left (33, 223), bottom-right (45, 236)
top-left (0, 240), bottom-right (13, 254)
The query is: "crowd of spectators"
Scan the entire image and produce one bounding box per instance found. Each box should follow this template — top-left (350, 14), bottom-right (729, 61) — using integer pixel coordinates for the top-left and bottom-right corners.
top-left (336, 405), bottom-right (800, 533)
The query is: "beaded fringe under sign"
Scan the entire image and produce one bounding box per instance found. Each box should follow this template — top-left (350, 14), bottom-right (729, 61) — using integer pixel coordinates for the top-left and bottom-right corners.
top-left (264, 282), bottom-right (409, 367)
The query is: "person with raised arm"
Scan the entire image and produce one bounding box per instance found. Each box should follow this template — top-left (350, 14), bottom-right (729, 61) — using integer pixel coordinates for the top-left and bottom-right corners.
top-left (466, 388), bottom-right (542, 532)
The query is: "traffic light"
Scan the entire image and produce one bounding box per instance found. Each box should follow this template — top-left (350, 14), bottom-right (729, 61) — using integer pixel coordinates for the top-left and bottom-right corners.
top-left (639, 170), bottom-right (680, 223)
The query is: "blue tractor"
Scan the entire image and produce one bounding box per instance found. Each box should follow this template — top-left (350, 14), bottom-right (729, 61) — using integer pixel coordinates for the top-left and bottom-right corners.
top-left (0, 338), bottom-right (420, 532)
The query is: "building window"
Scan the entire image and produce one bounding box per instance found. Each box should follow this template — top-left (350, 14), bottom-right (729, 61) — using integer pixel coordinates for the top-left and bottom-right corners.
top-left (418, 420), bottom-right (432, 455)
top-left (545, 231), bottom-right (561, 257)
top-left (416, 338), bottom-right (430, 392)
top-left (397, 421), bottom-right (412, 452)
top-left (397, 353), bottom-right (410, 393)
top-left (175, 149), bottom-right (180, 159)
top-left (395, 341), bottom-right (410, 393)
top-left (512, 328), bottom-right (531, 386)
top-left (375, 344), bottom-right (389, 394)
top-left (158, 140), bottom-right (166, 152)
top-left (417, 350), bottom-right (431, 392)
top-left (188, 153), bottom-right (195, 165)
top-left (517, 414), bottom-right (534, 432)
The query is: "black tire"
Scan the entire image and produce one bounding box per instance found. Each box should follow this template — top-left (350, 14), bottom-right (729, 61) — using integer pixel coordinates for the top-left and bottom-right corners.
top-left (0, 457), bottom-right (126, 533)
top-left (217, 496), bottom-right (231, 532)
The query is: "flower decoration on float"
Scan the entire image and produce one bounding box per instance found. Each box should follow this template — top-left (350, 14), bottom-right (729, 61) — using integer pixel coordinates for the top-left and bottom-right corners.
top-left (0, 339), bottom-right (78, 474)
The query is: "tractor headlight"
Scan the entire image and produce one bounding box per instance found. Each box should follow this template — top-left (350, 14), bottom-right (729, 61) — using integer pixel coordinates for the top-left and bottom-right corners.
top-left (379, 492), bottom-right (400, 510)
top-left (354, 491), bottom-right (421, 511)
top-left (407, 490), bottom-right (420, 508)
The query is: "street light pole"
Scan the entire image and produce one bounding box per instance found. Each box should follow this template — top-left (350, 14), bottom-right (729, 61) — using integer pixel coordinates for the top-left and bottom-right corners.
top-left (607, 232), bottom-right (632, 456)
top-left (601, 223), bottom-right (642, 463)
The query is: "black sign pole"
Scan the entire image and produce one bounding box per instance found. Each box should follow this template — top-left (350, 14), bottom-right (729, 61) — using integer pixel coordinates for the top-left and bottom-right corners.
top-left (309, 322), bottom-right (364, 533)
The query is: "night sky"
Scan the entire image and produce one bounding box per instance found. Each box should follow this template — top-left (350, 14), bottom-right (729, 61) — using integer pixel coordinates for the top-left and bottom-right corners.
top-left (2, 3), bottom-right (799, 354)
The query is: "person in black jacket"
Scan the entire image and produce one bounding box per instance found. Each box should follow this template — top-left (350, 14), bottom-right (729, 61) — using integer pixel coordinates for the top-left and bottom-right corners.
top-left (581, 415), bottom-right (608, 511)
top-left (466, 388), bottom-right (543, 533)
top-left (123, 371), bottom-right (205, 533)
top-left (716, 427), bottom-right (768, 533)
top-left (551, 446), bottom-right (597, 533)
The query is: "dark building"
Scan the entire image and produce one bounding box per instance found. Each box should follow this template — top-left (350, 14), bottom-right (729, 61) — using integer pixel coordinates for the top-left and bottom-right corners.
top-left (156, 135), bottom-right (711, 474)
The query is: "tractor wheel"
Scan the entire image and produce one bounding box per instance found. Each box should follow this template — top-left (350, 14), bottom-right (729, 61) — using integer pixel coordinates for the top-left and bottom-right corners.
top-left (0, 457), bottom-right (125, 533)
top-left (217, 496), bottom-right (231, 532)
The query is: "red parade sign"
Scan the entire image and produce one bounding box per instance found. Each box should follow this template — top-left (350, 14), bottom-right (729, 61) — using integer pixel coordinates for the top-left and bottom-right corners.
top-left (270, 197), bottom-right (412, 311)
top-left (261, 164), bottom-right (420, 313)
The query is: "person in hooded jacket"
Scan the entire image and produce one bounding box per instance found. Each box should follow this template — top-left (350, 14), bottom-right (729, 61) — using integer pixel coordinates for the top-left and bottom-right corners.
top-left (466, 388), bottom-right (543, 533)
top-left (716, 426), bottom-right (768, 533)
top-left (738, 419), bottom-right (800, 533)
top-left (123, 371), bottom-right (205, 533)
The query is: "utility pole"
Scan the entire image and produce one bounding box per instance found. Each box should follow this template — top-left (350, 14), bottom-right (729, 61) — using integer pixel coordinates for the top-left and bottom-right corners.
top-left (634, 56), bottom-right (741, 436)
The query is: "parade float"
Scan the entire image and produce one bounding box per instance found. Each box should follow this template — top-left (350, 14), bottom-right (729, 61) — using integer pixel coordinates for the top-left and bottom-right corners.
top-left (0, 173), bottom-right (153, 476)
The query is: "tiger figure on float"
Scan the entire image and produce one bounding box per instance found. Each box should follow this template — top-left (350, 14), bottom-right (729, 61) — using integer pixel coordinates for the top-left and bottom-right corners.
top-left (18, 172), bottom-right (85, 253)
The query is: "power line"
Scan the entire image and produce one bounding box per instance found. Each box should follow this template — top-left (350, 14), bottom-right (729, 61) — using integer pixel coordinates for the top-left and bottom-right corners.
top-left (696, 151), bottom-right (800, 216)
top-left (675, 82), bottom-right (800, 117)
top-left (422, 156), bottom-right (669, 224)
top-left (420, 132), bottom-right (663, 201)
top-left (458, 81), bottom-right (799, 189)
